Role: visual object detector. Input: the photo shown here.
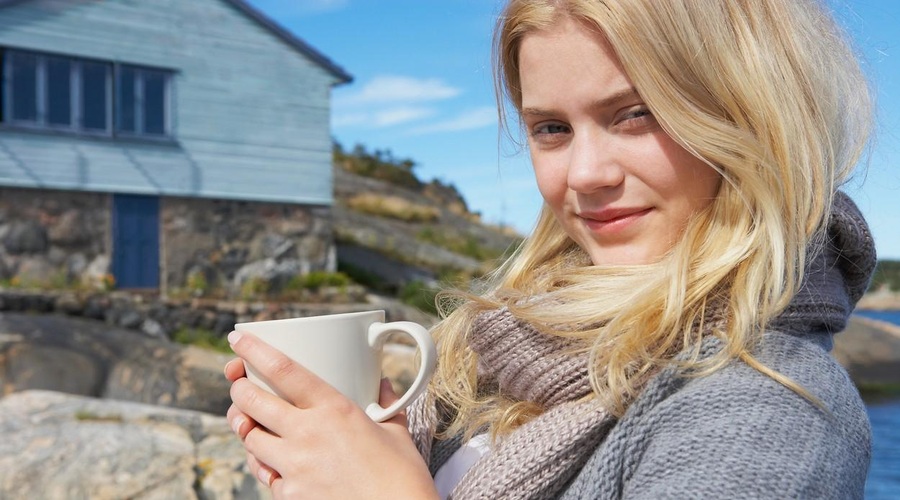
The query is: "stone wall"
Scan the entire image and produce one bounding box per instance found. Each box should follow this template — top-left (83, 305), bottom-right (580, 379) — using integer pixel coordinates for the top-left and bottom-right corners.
top-left (0, 187), bottom-right (110, 288)
top-left (0, 288), bottom-right (374, 341)
top-left (162, 196), bottom-right (335, 296)
top-left (0, 187), bottom-right (336, 298)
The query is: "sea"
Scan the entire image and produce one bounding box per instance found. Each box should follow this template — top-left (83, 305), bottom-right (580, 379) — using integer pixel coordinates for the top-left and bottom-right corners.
top-left (853, 309), bottom-right (900, 499)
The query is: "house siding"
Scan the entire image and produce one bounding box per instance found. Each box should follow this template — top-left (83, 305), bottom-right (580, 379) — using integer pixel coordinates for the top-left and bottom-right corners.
top-left (0, 0), bottom-right (347, 294)
top-left (0, 0), bottom-right (338, 204)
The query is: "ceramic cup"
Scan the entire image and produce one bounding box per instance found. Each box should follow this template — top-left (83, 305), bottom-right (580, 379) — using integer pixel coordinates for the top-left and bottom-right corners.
top-left (234, 310), bottom-right (436, 422)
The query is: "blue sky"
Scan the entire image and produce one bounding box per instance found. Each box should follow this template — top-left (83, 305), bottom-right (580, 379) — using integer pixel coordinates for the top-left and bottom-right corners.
top-left (247, 0), bottom-right (900, 260)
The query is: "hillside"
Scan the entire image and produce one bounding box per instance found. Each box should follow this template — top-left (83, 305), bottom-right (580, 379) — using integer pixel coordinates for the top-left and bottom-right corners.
top-left (331, 143), bottom-right (522, 309)
top-left (330, 142), bottom-right (900, 312)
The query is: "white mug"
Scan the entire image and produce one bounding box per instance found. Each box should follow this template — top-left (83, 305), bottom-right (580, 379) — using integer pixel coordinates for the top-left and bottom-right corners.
top-left (234, 310), bottom-right (436, 422)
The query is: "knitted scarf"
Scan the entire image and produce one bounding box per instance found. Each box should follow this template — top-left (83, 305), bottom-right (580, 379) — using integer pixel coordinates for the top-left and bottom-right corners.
top-left (407, 191), bottom-right (875, 500)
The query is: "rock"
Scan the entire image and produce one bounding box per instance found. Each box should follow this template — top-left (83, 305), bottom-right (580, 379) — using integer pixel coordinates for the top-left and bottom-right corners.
top-left (54, 292), bottom-right (85, 315)
top-left (0, 390), bottom-right (269, 500)
top-left (16, 256), bottom-right (56, 286)
top-left (834, 315), bottom-right (900, 387)
top-left (66, 253), bottom-right (89, 278)
top-left (1, 344), bottom-right (102, 397)
top-left (83, 254), bottom-right (110, 282)
top-left (257, 232), bottom-right (296, 260)
top-left (857, 288), bottom-right (900, 311)
top-left (383, 343), bottom-right (418, 395)
top-left (0, 312), bottom-right (232, 414)
top-left (231, 258), bottom-right (309, 293)
top-left (47, 210), bottom-right (88, 245)
top-left (117, 309), bottom-right (144, 329)
top-left (2, 221), bottom-right (48, 255)
top-left (141, 318), bottom-right (167, 338)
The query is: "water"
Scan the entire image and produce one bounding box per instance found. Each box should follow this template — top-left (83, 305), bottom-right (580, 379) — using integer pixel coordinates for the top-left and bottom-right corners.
top-left (866, 398), bottom-right (900, 499)
top-left (854, 309), bottom-right (900, 326)
top-left (853, 310), bottom-right (900, 499)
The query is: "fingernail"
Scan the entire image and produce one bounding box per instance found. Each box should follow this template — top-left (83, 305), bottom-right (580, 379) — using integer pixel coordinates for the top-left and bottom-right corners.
top-left (228, 330), bottom-right (243, 345)
top-left (257, 467), bottom-right (273, 486)
top-left (231, 415), bottom-right (245, 435)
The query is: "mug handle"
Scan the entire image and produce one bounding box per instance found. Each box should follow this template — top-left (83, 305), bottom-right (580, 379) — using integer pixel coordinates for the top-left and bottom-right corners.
top-left (365, 321), bottom-right (437, 422)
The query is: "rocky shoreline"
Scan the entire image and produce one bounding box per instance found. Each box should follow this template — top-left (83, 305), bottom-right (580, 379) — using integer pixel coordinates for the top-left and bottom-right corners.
top-left (0, 309), bottom-right (424, 500)
top-left (833, 315), bottom-right (900, 392)
top-left (856, 289), bottom-right (900, 311)
top-left (1, 305), bottom-right (898, 499)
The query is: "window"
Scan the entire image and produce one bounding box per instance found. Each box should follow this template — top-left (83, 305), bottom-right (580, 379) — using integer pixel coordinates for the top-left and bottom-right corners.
top-left (1, 48), bottom-right (172, 139)
top-left (116, 65), bottom-right (170, 137)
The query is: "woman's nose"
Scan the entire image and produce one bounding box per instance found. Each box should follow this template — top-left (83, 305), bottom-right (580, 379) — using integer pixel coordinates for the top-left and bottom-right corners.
top-left (566, 131), bottom-right (625, 193)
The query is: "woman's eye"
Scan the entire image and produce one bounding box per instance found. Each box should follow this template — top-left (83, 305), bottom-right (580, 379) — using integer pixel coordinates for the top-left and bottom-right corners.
top-left (531, 123), bottom-right (571, 136)
top-left (617, 107), bottom-right (656, 130)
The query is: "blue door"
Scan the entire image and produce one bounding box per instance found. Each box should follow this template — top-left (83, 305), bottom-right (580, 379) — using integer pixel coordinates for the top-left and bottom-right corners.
top-left (112, 194), bottom-right (160, 289)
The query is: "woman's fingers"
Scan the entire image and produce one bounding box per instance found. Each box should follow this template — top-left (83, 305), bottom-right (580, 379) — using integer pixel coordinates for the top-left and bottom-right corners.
top-left (229, 377), bottom-right (297, 437)
top-left (224, 358), bottom-right (245, 382)
top-left (228, 330), bottom-right (341, 408)
top-left (378, 378), bottom-right (409, 428)
top-left (226, 403), bottom-right (257, 440)
top-left (246, 451), bottom-right (281, 489)
top-left (241, 423), bottom-right (297, 474)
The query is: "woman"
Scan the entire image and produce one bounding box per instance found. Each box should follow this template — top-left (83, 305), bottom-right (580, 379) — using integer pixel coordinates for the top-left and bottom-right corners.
top-left (225, 0), bottom-right (876, 498)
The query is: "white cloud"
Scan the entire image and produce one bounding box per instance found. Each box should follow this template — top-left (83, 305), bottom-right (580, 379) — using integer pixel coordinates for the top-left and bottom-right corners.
top-left (331, 112), bottom-right (368, 127)
top-left (408, 106), bottom-right (497, 134)
top-left (374, 106), bottom-right (436, 127)
top-left (335, 75), bottom-right (462, 106)
top-left (332, 106), bottom-right (435, 129)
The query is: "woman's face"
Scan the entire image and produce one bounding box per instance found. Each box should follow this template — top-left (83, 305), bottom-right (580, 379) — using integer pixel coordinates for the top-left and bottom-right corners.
top-left (518, 18), bottom-right (721, 266)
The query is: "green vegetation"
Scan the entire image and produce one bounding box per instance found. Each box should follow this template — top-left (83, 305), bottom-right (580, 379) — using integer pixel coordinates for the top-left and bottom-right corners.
top-left (399, 280), bottom-right (439, 316)
top-left (74, 410), bottom-right (123, 423)
top-left (238, 272), bottom-right (355, 302)
top-left (239, 276), bottom-right (270, 301)
top-left (185, 270), bottom-right (210, 296)
top-left (338, 261), bottom-right (386, 292)
top-left (288, 271), bottom-right (352, 290)
top-left (857, 381), bottom-right (900, 403)
top-left (869, 260), bottom-right (900, 292)
top-left (172, 327), bottom-right (232, 353)
top-left (416, 226), bottom-right (510, 262)
top-left (334, 141), bottom-right (422, 190)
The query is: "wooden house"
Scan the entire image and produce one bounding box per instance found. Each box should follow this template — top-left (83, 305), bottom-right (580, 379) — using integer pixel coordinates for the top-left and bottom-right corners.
top-left (0, 0), bottom-right (351, 295)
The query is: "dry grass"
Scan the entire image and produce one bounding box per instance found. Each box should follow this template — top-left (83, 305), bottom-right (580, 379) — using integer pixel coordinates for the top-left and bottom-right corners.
top-left (346, 194), bottom-right (440, 223)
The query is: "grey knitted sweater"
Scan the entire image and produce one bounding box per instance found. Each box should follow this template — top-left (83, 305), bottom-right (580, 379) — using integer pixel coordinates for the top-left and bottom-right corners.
top-left (422, 193), bottom-right (875, 499)
top-left (558, 330), bottom-right (870, 499)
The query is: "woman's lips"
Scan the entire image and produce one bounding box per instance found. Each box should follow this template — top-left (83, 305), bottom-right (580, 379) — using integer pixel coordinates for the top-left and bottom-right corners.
top-left (578, 207), bottom-right (652, 233)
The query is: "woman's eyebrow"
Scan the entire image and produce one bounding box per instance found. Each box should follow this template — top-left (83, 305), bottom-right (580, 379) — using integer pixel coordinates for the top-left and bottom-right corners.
top-left (521, 87), bottom-right (640, 118)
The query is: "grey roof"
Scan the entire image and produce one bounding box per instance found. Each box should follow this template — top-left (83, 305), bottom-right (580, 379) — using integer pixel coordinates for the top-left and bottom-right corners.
top-left (0, 0), bottom-right (353, 84)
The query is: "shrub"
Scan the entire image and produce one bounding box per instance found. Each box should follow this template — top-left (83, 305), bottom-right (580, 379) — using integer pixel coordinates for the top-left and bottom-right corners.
top-left (334, 141), bottom-right (423, 190)
top-left (284, 271), bottom-right (352, 291)
top-left (870, 260), bottom-right (900, 292)
top-left (172, 327), bottom-right (232, 354)
top-left (186, 270), bottom-right (209, 297)
top-left (240, 277), bottom-right (269, 300)
top-left (416, 227), bottom-right (504, 261)
top-left (399, 280), bottom-right (439, 316)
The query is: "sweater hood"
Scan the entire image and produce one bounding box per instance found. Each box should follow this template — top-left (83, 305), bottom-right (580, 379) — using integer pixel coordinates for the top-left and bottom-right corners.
top-left (770, 192), bottom-right (877, 345)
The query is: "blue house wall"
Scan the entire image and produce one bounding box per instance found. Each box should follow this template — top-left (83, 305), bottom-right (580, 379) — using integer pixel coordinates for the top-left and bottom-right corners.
top-left (0, 0), bottom-right (350, 205)
top-left (0, 0), bottom-right (350, 293)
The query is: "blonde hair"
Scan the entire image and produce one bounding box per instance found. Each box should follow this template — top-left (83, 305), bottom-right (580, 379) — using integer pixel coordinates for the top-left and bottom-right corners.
top-left (430, 0), bottom-right (872, 438)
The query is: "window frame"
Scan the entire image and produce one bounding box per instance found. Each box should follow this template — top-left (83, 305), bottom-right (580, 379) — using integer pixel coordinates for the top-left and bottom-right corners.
top-left (115, 64), bottom-right (173, 138)
top-left (1, 47), bottom-right (174, 141)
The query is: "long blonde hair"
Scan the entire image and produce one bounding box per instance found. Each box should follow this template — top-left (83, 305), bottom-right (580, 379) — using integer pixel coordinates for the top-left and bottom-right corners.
top-left (430, 0), bottom-right (872, 438)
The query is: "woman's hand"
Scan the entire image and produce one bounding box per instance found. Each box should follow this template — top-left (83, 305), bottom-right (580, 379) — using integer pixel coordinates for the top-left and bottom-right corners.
top-left (224, 330), bottom-right (438, 499)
